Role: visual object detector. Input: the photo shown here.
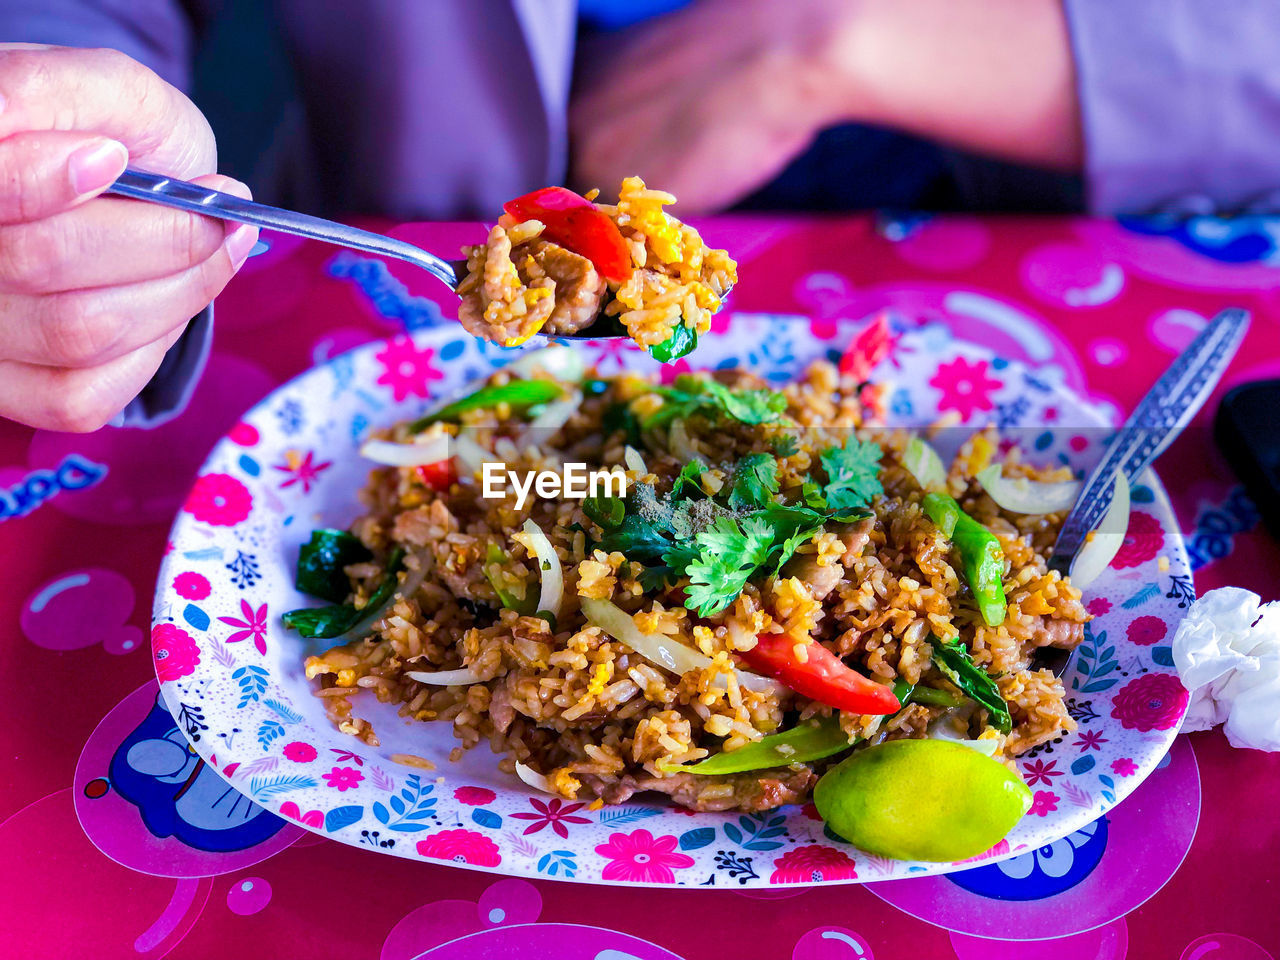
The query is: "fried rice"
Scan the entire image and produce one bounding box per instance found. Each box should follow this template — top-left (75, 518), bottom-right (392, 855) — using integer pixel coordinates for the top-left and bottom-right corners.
top-left (300, 359), bottom-right (1088, 812)
top-left (456, 177), bottom-right (736, 349)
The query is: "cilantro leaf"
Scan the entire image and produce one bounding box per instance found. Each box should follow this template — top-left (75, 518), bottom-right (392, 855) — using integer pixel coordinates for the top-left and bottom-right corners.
top-left (819, 439), bottom-right (884, 511)
top-left (644, 376), bottom-right (788, 429)
top-left (727, 453), bottom-right (779, 510)
top-left (671, 460), bottom-right (705, 500)
top-left (596, 513), bottom-right (671, 564)
top-left (699, 380), bottom-right (788, 425)
top-left (771, 433), bottom-right (799, 457)
top-left (757, 503), bottom-right (828, 574)
top-left (683, 516), bottom-right (774, 617)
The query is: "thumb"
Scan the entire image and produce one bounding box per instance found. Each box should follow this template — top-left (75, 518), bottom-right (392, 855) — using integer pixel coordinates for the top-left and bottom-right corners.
top-left (0, 129), bottom-right (128, 223)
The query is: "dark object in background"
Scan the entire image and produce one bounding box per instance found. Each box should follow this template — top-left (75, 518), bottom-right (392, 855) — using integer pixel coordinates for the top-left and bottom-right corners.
top-left (1215, 380), bottom-right (1280, 539)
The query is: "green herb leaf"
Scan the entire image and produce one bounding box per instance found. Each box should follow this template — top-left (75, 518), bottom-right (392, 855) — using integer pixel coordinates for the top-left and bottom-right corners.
top-left (757, 503), bottom-right (828, 574)
top-left (283, 548), bottom-right (406, 639)
top-left (644, 376), bottom-right (788, 429)
top-left (602, 401), bottom-right (642, 447)
top-left (647, 323), bottom-right (698, 363)
top-left (409, 380), bottom-right (562, 433)
top-left (583, 493), bottom-right (625, 529)
top-left (597, 512), bottom-right (673, 565)
top-left (771, 434), bottom-right (799, 457)
top-left (928, 636), bottom-right (1012, 733)
top-left (819, 439), bottom-right (884, 512)
top-left (683, 516), bottom-right (774, 617)
top-left (671, 460), bottom-right (706, 500)
top-left (727, 453), bottom-right (779, 510)
top-left (295, 529), bottom-right (372, 603)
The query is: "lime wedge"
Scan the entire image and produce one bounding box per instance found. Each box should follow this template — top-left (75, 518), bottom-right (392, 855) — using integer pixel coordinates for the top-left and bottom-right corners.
top-left (813, 739), bottom-right (1032, 862)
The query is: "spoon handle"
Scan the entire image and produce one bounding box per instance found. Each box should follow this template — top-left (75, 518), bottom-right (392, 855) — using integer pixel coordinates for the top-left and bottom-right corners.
top-left (107, 168), bottom-right (460, 289)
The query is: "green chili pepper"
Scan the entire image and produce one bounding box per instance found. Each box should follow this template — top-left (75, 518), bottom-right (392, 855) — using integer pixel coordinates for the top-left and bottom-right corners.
top-left (409, 380), bottom-right (562, 433)
top-left (922, 492), bottom-right (1007, 627)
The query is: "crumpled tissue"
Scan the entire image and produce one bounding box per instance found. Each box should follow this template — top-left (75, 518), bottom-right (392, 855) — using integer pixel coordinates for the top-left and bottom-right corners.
top-left (1171, 586), bottom-right (1280, 751)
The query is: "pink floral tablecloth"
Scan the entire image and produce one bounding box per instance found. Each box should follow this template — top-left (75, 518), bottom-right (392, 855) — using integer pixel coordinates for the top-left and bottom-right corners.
top-left (2, 213), bottom-right (1279, 960)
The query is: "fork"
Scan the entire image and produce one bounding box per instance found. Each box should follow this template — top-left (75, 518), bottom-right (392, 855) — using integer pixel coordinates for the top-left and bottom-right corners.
top-left (107, 168), bottom-right (628, 340)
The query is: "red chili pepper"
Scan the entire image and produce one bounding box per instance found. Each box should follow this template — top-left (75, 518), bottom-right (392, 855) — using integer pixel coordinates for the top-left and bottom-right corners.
top-left (416, 460), bottom-right (455, 492)
top-left (840, 312), bottom-right (896, 381)
top-left (738, 633), bottom-right (901, 715)
top-left (503, 186), bottom-right (633, 284)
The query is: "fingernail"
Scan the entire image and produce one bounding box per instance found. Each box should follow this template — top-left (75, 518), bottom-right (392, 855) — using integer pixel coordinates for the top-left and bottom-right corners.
top-left (223, 223), bottom-right (258, 270)
top-left (68, 138), bottom-right (128, 196)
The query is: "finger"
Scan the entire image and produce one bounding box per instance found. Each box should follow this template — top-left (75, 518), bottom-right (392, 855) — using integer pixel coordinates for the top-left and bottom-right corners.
top-left (0, 335), bottom-right (173, 433)
top-left (0, 45), bottom-right (216, 178)
top-left (0, 216), bottom-right (258, 368)
top-left (0, 173), bottom-right (253, 291)
top-left (0, 129), bottom-right (130, 223)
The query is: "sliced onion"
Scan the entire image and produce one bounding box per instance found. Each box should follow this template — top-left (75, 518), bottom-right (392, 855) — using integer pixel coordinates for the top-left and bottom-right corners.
top-left (332, 562), bottom-right (428, 645)
top-left (624, 445), bottom-right (648, 476)
top-left (452, 435), bottom-right (502, 478)
top-left (580, 597), bottom-right (783, 695)
top-left (977, 464), bottom-right (1081, 515)
top-left (904, 436), bottom-right (947, 491)
top-left (521, 518), bottom-right (563, 619)
top-left (505, 345), bottom-right (586, 383)
top-left (515, 761), bottom-right (557, 795)
top-left (927, 709), bottom-right (1000, 756)
top-left (359, 434), bottom-right (450, 467)
top-left (668, 419), bottom-right (703, 463)
top-left (1068, 471), bottom-right (1130, 589)
top-left (528, 390), bottom-right (581, 432)
top-left (404, 667), bottom-right (484, 686)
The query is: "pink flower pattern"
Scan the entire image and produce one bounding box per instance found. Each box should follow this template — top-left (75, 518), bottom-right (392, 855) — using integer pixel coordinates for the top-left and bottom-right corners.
top-left (1028, 790), bottom-right (1059, 817)
top-left (1127, 615), bottom-right (1167, 646)
top-left (278, 802), bottom-right (322, 829)
top-left (273, 449), bottom-right (332, 494)
top-left (594, 829), bottom-right (694, 883)
top-left (417, 829), bottom-right (501, 867)
top-left (1087, 597), bottom-right (1112, 617)
top-left (375, 337), bottom-right (444, 401)
top-left (173, 571), bottom-right (211, 600)
top-left (1112, 511), bottom-right (1164, 569)
top-left (928, 356), bottom-right (1002, 421)
top-left (283, 742), bottom-right (317, 763)
top-left (218, 599), bottom-right (269, 656)
top-left (183, 473), bottom-right (252, 526)
top-left (1074, 729), bottom-right (1109, 752)
top-left (453, 786), bottom-right (496, 806)
top-left (1021, 759), bottom-right (1063, 786)
top-left (152, 623), bottom-right (201, 682)
top-left (1111, 757), bottom-right (1138, 777)
top-left (322, 766), bottom-right (364, 791)
top-left (510, 797), bottom-right (593, 838)
top-left (1110, 673), bottom-right (1188, 732)
top-left (770, 845), bottom-right (858, 883)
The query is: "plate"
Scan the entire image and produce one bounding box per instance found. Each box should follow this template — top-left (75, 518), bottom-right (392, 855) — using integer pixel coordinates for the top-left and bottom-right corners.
top-left (152, 316), bottom-right (1192, 887)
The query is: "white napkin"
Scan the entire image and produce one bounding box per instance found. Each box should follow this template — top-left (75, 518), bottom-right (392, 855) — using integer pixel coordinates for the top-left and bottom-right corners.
top-left (1171, 587), bottom-right (1280, 751)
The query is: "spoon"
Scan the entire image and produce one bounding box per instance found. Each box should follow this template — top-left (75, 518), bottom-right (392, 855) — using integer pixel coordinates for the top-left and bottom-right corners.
top-left (107, 168), bottom-right (628, 340)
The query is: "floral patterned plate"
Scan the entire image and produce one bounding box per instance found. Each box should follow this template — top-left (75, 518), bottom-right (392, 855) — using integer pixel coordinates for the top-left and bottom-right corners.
top-left (152, 315), bottom-right (1192, 887)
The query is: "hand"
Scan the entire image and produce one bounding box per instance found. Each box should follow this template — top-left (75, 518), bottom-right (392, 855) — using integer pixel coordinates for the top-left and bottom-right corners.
top-left (569, 0), bottom-right (858, 213)
top-left (0, 44), bottom-right (259, 432)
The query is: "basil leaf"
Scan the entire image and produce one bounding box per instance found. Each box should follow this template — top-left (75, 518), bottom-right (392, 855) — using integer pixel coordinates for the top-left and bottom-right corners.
top-left (928, 635), bottom-right (1012, 733)
top-left (647, 323), bottom-right (698, 363)
top-left (295, 529), bottom-right (372, 603)
top-left (283, 548), bottom-right (406, 640)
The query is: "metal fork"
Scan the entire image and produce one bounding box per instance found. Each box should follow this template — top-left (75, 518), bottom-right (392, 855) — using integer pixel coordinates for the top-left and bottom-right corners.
top-left (107, 168), bottom-right (628, 340)
top-left (1035, 307), bottom-right (1250, 675)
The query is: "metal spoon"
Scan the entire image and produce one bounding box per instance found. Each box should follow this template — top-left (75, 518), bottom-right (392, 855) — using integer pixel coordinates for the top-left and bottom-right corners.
top-left (107, 168), bottom-right (628, 340)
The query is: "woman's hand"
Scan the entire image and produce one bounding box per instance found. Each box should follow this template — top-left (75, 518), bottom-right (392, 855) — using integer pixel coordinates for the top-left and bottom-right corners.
top-left (0, 44), bottom-right (258, 432)
top-left (570, 0), bottom-right (859, 213)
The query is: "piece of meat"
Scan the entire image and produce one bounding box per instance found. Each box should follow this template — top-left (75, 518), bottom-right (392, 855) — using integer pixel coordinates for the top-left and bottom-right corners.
top-left (523, 239), bottom-right (609, 335)
top-left (488, 679), bottom-right (516, 735)
top-left (779, 516), bottom-right (873, 600)
top-left (579, 766), bottom-right (818, 812)
top-left (1029, 617), bottom-right (1086, 649)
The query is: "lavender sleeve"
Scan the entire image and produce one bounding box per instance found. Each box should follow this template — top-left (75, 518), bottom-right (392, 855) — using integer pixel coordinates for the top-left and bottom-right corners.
top-left (1064, 0), bottom-right (1280, 215)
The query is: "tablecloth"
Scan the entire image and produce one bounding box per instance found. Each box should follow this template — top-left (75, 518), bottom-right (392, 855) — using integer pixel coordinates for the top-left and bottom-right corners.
top-left (2, 212), bottom-right (1278, 960)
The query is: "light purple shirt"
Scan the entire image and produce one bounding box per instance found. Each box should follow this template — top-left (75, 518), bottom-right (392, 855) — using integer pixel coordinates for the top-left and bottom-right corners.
top-left (6, 0), bottom-right (1280, 424)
